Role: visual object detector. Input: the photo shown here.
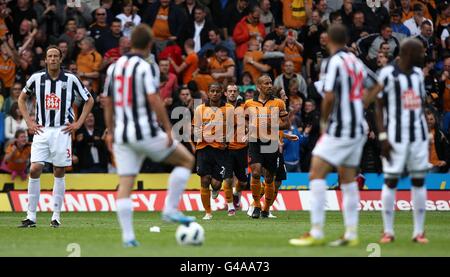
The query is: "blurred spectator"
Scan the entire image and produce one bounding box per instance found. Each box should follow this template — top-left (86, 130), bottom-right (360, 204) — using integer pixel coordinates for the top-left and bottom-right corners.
top-left (198, 28), bottom-right (235, 60)
top-left (64, 1), bottom-right (92, 28)
top-left (180, 0), bottom-right (212, 22)
top-left (0, 38), bottom-right (17, 92)
top-left (3, 82), bottom-right (21, 114)
top-left (299, 10), bottom-right (325, 58)
top-left (225, 0), bottom-right (250, 38)
top-left (283, 123), bottom-right (310, 172)
top-left (274, 60), bottom-right (307, 98)
top-left (245, 88), bottom-right (255, 100)
top-left (300, 98), bottom-right (320, 172)
top-left (71, 26), bottom-right (87, 61)
top-left (7, 0), bottom-right (37, 43)
top-left (260, 39), bottom-right (285, 79)
top-left (340, 0), bottom-right (354, 28)
top-left (96, 18), bottom-right (122, 56)
top-left (233, 5), bottom-right (266, 63)
top-left (4, 102), bottom-right (27, 142)
top-left (1, 129), bottom-right (30, 180)
top-left (169, 39), bottom-right (198, 84)
top-left (0, 0), bottom-right (10, 38)
top-left (243, 39), bottom-right (269, 82)
top-left (209, 0), bottom-right (235, 39)
top-left (349, 10), bottom-right (372, 46)
top-left (260, 0), bottom-right (275, 35)
top-left (359, 24), bottom-right (399, 62)
top-left (426, 110), bottom-right (450, 173)
top-left (390, 8), bottom-right (411, 37)
top-left (439, 56), bottom-right (450, 134)
top-left (35, 0), bottom-right (64, 45)
top-left (159, 40), bottom-right (183, 76)
top-left (263, 22), bottom-right (286, 51)
top-left (143, 0), bottom-right (187, 54)
top-left (74, 113), bottom-right (108, 173)
top-left (76, 37), bottom-right (102, 93)
top-left (181, 5), bottom-right (215, 52)
top-left (305, 31), bottom-right (328, 84)
top-left (100, 36), bottom-right (131, 71)
top-left (361, 0), bottom-right (390, 33)
top-left (208, 45), bottom-right (235, 84)
top-left (89, 8), bottom-right (110, 55)
top-left (400, 0), bottom-right (414, 22)
top-left (280, 29), bottom-right (303, 73)
top-left (116, 0), bottom-right (141, 39)
top-left (415, 21), bottom-right (435, 61)
top-left (404, 3), bottom-right (433, 37)
top-left (159, 58), bottom-right (179, 100)
top-left (238, 71), bottom-right (256, 94)
top-left (282, 0), bottom-right (312, 30)
top-left (192, 57), bottom-right (213, 94)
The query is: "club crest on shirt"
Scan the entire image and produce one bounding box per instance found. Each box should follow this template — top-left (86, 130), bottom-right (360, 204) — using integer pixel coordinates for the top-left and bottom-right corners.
top-left (402, 88), bottom-right (421, 110)
top-left (45, 93), bottom-right (61, 110)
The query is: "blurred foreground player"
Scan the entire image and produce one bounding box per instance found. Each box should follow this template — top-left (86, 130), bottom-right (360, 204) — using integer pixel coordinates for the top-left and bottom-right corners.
top-left (375, 38), bottom-right (430, 244)
top-left (18, 46), bottom-right (94, 228)
top-left (103, 24), bottom-right (195, 247)
top-left (289, 24), bottom-right (380, 247)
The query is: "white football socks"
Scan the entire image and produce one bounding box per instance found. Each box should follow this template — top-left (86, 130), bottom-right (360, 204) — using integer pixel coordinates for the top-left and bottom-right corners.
top-left (27, 178), bottom-right (40, 222)
top-left (52, 176), bottom-right (66, 221)
top-left (163, 167), bottom-right (191, 215)
top-left (341, 182), bottom-right (360, 240)
top-left (309, 179), bottom-right (327, 239)
top-left (116, 198), bottom-right (135, 242)
top-left (381, 184), bottom-right (396, 236)
top-left (412, 185), bottom-right (427, 237)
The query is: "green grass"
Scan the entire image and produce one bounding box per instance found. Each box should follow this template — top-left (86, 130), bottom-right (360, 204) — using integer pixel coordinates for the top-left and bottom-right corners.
top-left (0, 211), bottom-right (449, 257)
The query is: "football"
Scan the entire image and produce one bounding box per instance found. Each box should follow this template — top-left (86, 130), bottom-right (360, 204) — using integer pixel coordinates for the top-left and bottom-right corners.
top-left (175, 222), bottom-right (205, 246)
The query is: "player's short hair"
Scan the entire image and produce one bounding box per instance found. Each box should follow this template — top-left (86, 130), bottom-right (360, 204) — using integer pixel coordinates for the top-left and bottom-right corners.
top-left (208, 82), bottom-right (223, 91)
top-left (327, 24), bottom-right (348, 45)
top-left (45, 45), bottom-right (62, 58)
top-left (256, 74), bottom-right (271, 85)
top-left (131, 24), bottom-right (153, 50)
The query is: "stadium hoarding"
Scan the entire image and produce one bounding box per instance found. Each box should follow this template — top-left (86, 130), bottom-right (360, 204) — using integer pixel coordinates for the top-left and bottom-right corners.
top-left (7, 190), bottom-right (450, 212)
top-left (0, 193), bottom-right (12, 211)
top-left (1, 173), bottom-right (449, 191)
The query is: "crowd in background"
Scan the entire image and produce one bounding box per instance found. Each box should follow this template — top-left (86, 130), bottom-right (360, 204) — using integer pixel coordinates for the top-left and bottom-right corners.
top-left (0, 0), bottom-right (448, 177)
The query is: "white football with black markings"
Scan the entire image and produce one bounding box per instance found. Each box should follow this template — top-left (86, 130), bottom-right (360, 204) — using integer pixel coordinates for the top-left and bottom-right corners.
top-left (175, 222), bottom-right (205, 246)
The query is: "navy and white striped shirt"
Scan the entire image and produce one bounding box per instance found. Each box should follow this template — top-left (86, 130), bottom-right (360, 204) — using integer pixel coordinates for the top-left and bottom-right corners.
top-left (103, 53), bottom-right (160, 144)
top-left (321, 49), bottom-right (377, 139)
top-left (22, 69), bottom-right (91, 127)
top-left (377, 64), bottom-right (428, 143)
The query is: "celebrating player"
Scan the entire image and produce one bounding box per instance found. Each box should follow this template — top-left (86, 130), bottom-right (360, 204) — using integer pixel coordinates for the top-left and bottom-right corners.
top-left (17, 46), bottom-right (94, 228)
top-left (376, 38), bottom-right (430, 244)
top-left (289, 24), bottom-right (380, 246)
top-left (223, 84), bottom-right (248, 215)
top-left (102, 24), bottom-right (196, 247)
top-left (193, 83), bottom-right (233, 220)
top-left (244, 75), bottom-right (289, 219)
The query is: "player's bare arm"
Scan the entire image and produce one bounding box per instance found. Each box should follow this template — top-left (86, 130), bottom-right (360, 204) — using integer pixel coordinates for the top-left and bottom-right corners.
top-left (363, 83), bottom-right (383, 108)
top-left (148, 93), bottom-right (173, 147)
top-left (375, 97), bottom-right (392, 162)
top-left (102, 95), bottom-right (114, 153)
top-left (319, 92), bottom-right (335, 133)
top-left (18, 92), bottom-right (43, 135)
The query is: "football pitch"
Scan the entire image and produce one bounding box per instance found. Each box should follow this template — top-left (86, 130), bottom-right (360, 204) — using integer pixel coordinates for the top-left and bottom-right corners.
top-left (0, 211), bottom-right (449, 257)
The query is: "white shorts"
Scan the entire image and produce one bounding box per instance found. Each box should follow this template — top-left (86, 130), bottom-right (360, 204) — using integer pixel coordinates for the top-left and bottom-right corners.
top-left (30, 127), bottom-right (72, 167)
top-left (312, 134), bottom-right (367, 168)
top-left (382, 139), bottom-right (430, 177)
top-left (113, 131), bottom-right (178, 176)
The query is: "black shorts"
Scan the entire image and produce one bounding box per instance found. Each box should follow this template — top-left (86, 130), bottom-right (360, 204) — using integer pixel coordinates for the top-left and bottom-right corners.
top-left (248, 142), bottom-right (279, 174)
top-left (196, 146), bottom-right (227, 181)
top-left (275, 152), bottom-right (287, 182)
top-left (224, 147), bottom-right (248, 182)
